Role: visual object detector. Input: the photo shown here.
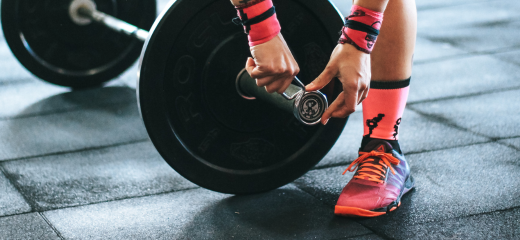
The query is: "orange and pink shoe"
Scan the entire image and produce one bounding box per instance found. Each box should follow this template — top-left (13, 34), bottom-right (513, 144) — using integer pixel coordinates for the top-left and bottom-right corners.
top-left (335, 139), bottom-right (415, 217)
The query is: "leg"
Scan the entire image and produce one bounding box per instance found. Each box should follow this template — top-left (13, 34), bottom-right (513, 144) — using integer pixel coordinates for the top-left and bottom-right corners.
top-left (361, 0), bottom-right (416, 148)
top-left (335, 0), bottom-right (417, 217)
top-left (371, 0), bottom-right (417, 81)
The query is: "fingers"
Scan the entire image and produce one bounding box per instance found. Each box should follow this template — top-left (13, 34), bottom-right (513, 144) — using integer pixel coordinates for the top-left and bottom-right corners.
top-left (358, 86), bottom-right (369, 105)
top-left (264, 77), bottom-right (284, 93)
top-left (256, 70), bottom-right (295, 93)
top-left (245, 57), bottom-right (256, 77)
top-left (305, 67), bottom-right (336, 92)
top-left (246, 34), bottom-right (300, 94)
top-left (278, 76), bottom-right (294, 94)
top-left (338, 82), bottom-right (360, 117)
top-left (320, 86), bottom-right (360, 125)
top-left (248, 58), bottom-right (299, 94)
top-left (246, 57), bottom-right (277, 80)
top-left (321, 92), bottom-right (345, 125)
top-left (264, 71), bottom-right (295, 94)
top-left (255, 75), bottom-right (276, 87)
top-left (247, 57), bottom-right (280, 93)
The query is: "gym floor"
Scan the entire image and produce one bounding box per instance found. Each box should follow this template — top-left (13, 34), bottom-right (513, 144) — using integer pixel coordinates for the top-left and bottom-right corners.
top-left (1, 0), bottom-right (519, 239)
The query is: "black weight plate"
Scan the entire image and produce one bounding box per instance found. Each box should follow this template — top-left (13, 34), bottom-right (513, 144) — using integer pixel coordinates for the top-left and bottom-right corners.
top-left (139, 0), bottom-right (347, 194)
top-left (1, 0), bottom-right (156, 88)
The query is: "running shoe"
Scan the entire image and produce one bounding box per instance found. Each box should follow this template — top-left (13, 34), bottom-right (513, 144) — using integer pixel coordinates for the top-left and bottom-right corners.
top-left (334, 139), bottom-right (414, 217)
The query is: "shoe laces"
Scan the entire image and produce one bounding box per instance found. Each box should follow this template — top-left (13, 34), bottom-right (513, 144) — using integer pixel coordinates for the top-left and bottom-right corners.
top-left (342, 150), bottom-right (401, 184)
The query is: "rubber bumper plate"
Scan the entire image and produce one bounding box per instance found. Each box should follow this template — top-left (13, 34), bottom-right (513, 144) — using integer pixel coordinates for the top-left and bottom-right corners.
top-left (138, 0), bottom-right (346, 194)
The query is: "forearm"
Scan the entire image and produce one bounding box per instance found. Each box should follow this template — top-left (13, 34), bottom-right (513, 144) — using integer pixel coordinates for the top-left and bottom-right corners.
top-left (353, 0), bottom-right (389, 13)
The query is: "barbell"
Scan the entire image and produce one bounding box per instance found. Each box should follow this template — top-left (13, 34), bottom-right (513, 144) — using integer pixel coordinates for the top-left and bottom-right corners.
top-left (2, 0), bottom-right (347, 194)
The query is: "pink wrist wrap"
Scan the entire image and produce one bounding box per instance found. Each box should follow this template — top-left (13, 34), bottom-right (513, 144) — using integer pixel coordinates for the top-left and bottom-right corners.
top-left (339, 5), bottom-right (383, 54)
top-left (234, 0), bottom-right (281, 46)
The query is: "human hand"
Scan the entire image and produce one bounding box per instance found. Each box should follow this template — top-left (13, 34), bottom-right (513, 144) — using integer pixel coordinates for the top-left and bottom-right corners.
top-left (246, 33), bottom-right (300, 94)
top-left (305, 43), bottom-right (371, 125)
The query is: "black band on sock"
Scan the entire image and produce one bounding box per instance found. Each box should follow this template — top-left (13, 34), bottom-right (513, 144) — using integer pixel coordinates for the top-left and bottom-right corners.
top-left (370, 77), bottom-right (411, 90)
top-left (360, 136), bottom-right (402, 154)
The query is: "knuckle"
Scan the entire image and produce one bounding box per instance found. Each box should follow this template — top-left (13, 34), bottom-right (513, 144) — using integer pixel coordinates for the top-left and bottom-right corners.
top-left (256, 80), bottom-right (267, 87)
top-left (292, 66), bottom-right (300, 76)
top-left (265, 86), bottom-right (276, 93)
top-left (285, 72), bottom-right (294, 80)
top-left (345, 82), bottom-right (358, 90)
top-left (273, 67), bottom-right (285, 74)
top-left (338, 107), bottom-right (355, 116)
top-left (334, 111), bottom-right (348, 118)
top-left (250, 72), bottom-right (260, 78)
top-left (346, 107), bottom-right (356, 115)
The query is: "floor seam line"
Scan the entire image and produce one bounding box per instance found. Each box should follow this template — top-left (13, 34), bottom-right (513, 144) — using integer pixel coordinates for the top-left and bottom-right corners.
top-left (413, 44), bottom-right (520, 65)
top-left (0, 100), bottom-right (138, 121)
top-left (328, 232), bottom-right (380, 240)
top-left (38, 212), bottom-right (66, 240)
top-left (0, 165), bottom-right (36, 212)
top-left (388, 205), bottom-right (520, 229)
top-left (0, 187), bottom-right (201, 219)
top-left (291, 184), bottom-right (383, 239)
top-left (0, 78), bottom-right (35, 86)
top-left (0, 138), bottom-right (150, 163)
top-left (416, 0), bottom-right (504, 12)
top-left (406, 107), bottom-right (493, 139)
top-left (407, 86), bottom-right (520, 105)
top-left (36, 186), bottom-right (201, 213)
top-left (351, 221), bottom-right (395, 240)
top-left (495, 141), bottom-right (520, 151)
top-left (312, 140), bottom-right (495, 170)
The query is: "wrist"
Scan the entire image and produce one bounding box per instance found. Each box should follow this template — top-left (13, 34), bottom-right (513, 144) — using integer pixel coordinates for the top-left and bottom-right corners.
top-left (352, 0), bottom-right (389, 13)
top-left (338, 5), bottom-right (383, 54)
top-left (233, 0), bottom-right (281, 47)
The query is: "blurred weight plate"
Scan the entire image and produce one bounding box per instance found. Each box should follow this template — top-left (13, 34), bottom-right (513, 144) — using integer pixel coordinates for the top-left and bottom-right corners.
top-left (1, 0), bottom-right (156, 88)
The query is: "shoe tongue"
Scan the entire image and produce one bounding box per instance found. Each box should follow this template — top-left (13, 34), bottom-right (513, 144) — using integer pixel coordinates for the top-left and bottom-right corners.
top-left (362, 140), bottom-right (393, 153)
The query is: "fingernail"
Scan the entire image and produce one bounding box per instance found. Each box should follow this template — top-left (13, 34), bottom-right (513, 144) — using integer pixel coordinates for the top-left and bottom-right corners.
top-left (323, 118), bottom-right (329, 125)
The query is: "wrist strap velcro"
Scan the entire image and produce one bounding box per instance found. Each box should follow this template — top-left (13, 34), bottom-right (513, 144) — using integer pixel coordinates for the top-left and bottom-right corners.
top-left (233, 6), bottom-right (276, 30)
top-left (339, 5), bottom-right (383, 54)
top-left (233, 0), bottom-right (281, 47)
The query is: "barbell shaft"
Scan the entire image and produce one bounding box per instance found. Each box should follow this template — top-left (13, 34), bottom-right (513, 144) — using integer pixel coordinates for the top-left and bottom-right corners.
top-left (237, 69), bottom-right (300, 114)
top-left (78, 7), bottom-right (149, 42)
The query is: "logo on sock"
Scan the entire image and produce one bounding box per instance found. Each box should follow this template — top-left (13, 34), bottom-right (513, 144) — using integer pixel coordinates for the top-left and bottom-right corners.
top-left (364, 113), bottom-right (385, 138)
top-left (393, 118), bottom-right (401, 140)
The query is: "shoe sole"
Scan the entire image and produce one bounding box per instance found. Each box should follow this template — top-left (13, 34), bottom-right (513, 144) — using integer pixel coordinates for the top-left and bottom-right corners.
top-left (334, 175), bottom-right (415, 217)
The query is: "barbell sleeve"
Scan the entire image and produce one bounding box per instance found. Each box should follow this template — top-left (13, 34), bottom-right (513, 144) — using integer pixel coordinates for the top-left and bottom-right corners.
top-left (236, 69), bottom-right (328, 126)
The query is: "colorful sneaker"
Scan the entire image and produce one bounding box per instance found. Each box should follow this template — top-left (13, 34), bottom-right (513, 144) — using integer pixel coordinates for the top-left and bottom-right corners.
top-left (334, 139), bottom-right (415, 217)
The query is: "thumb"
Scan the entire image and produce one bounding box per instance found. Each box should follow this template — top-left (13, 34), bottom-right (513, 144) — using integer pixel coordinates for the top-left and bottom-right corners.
top-left (245, 57), bottom-right (257, 77)
top-left (305, 67), bottom-right (336, 92)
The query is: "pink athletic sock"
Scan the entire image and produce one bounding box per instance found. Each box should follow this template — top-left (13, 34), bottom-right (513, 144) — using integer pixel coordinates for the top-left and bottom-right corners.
top-left (362, 78), bottom-right (410, 142)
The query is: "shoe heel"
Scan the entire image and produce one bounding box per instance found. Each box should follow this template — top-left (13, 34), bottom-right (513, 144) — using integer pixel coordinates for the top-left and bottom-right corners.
top-left (404, 175), bottom-right (415, 191)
